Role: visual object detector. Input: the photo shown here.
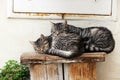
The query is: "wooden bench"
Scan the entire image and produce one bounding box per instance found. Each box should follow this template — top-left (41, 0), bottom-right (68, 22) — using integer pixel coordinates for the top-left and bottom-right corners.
top-left (20, 52), bottom-right (105, 80)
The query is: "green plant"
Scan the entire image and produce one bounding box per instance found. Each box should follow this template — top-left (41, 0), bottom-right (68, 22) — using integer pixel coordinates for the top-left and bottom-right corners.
top-left (0, 60), bottom-right (30, 80)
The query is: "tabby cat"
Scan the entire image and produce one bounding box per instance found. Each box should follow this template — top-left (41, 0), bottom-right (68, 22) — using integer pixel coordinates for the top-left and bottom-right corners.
top-left (49, 29), bottom-right (85, 58)
top-left (51, 21), bottom-right (115, 53)
top-left (30, 33), bottom-right (84, 58)
top-left (30, 34), bottom-right (51, 54)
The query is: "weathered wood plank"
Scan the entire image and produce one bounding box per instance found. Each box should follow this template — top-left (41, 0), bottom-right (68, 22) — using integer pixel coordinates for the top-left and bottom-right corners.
top-left (64, 63), bottom-right (96, 80)
top-left (46, 64), bottom-right (63, 80)
top-left (30, 64), bottom-right (47, 80)
top-left (20, 52), bottom-right (106, 65)
top-left (30, 63), bottom-right (63, 80)
top-left (58, 64), bottom-right (64, 80)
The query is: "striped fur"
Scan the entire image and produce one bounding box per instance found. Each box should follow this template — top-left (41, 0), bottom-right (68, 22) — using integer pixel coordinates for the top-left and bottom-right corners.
top-left (49, 32), bottom-right (84, 58)
top-left (51, 22), bottom-right (115, 53)
top-left (31, 33), bottom-right (84, 58)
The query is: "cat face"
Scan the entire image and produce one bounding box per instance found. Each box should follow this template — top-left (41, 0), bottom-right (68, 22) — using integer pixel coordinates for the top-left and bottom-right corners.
top-left (30, 34), bottom-right (49, 54)
top-left (51, 20), bottom-right (69, 35)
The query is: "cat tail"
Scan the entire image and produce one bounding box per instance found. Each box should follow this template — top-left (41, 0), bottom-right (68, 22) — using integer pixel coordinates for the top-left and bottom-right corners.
top-left (90, 42), bottom-right (115, 54)
top-left (87, 41), bottom-right (115, 54)
top-left (46, 48), bottom-right (83, 59)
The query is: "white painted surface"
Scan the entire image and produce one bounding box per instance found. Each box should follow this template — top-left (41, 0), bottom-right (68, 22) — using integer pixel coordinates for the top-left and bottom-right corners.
top-left (7, 0), bottom-right (117, 20)
top-left (0, 0), bottom-right (120, 80)
top-left (13, 0), bottom-right (111, 15)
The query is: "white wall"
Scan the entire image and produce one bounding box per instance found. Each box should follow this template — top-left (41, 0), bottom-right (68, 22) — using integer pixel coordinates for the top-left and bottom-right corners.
top-left (0, 0), bottom-right (120, 80)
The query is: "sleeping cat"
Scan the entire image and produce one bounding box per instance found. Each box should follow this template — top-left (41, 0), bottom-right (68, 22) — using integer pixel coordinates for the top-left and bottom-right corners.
top-left (30, 34), bottom-right (51, 54)
top-left (49, 28), bottom-right (85, 58)
top-left (30, 33), bottom-right (85, 58)
top-left (51, 21), bottom-right (115, 53)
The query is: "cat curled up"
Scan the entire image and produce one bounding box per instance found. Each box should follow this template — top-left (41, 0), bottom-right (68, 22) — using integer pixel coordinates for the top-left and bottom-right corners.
top-left (51, 21), bottom-right (115, 53)
top-left (30, 21), bottom-right (85, 58)
top-left (30, 32), bottom-right (85, 59)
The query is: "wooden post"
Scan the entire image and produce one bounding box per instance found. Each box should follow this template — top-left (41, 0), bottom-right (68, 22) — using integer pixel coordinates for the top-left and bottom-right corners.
top-left (20, 52), bottom-right (105, 80)
top-left (64, 63), bottom-right (96, 80)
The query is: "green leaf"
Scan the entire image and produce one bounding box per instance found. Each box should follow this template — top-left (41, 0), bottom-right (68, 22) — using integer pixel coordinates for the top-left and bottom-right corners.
top-left (0, 60), bottom-right (30, 80)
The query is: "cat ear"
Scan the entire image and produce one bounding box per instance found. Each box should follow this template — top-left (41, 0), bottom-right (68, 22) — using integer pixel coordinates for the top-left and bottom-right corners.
top-left (65, 20), bottom-right (67, 24)
top-left (40, 34), bottom-right (45, 40)
top-left (63, 20), bottom-right (67, 27)
top-left (50, 21), bottom-right (55, 27)
top-left (29, 41), bottom-right (35, 45)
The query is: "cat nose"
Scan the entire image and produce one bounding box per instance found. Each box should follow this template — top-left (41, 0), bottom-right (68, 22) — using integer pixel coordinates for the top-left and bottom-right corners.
top-left (56, 31), bottom-right (59, 35)
top-left (40, 48), bottom-right (43, 51)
